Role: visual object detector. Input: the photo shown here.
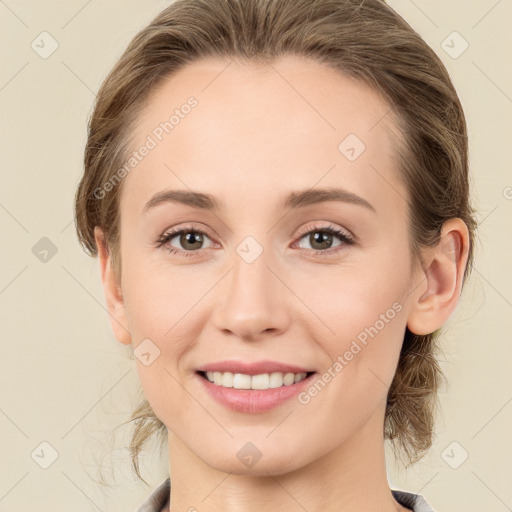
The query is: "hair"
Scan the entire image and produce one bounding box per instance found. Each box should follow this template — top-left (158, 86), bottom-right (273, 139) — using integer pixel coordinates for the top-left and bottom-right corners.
top-left (74, 0), bottom-right (477, 484)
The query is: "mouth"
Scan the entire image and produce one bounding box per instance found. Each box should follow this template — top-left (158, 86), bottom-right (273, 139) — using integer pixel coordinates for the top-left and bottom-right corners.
top-left (193, 359), bottom-right (318, 413)
top-left (196, 370), bottom-right (316, 390)
top-left (195, 369), bottom-right (317, 413)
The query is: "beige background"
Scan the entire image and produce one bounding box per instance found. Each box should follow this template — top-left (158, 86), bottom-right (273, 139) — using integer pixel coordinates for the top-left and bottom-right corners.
top-left (1, 0), bottom-right (511, 510)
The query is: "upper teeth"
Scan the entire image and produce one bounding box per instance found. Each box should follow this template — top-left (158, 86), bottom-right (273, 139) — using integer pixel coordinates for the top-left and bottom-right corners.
top-left (205, 371), bottom-right (308, 389)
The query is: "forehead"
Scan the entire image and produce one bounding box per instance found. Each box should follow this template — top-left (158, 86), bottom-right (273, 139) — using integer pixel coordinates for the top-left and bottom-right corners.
top-left (122, 54), bottom-right (405, 215)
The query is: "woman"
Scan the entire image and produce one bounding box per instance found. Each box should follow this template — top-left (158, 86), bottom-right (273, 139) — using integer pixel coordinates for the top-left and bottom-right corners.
top-left (74, 0), bottom-right (477, 510)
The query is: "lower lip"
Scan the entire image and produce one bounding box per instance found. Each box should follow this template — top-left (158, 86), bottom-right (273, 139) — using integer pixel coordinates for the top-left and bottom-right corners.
top-left (196, 372), bottom-right (316, 413)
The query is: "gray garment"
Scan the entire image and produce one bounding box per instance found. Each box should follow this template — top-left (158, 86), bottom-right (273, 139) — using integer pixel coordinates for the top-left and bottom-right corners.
top-left (135, 477), bottom-right (170, 512)
top-left (135, 477), bottom-right (435, 512)
top-left (391, 489), bottom-right (435, 512)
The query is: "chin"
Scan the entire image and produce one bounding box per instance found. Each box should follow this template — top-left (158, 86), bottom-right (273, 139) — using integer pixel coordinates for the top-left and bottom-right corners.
top-left (198, 443), bottom-right (308, 477)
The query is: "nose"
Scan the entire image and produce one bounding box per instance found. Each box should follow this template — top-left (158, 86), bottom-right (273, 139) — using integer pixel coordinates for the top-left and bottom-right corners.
top-left (211, 243), bottom-right (291, 341)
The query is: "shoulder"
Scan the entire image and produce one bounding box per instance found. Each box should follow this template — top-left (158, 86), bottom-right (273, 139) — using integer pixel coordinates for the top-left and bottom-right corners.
top-left (135, 477), bottom-right (171, 512)
top-left (391, 488), bottom-right (435, 512)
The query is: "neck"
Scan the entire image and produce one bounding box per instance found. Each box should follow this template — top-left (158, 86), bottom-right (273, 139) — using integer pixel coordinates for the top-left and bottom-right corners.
top-left (167, 404), bottom-right (408, 512)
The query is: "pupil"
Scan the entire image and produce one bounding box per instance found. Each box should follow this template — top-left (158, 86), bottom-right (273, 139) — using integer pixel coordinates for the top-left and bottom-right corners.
top-left (311, 231), bottom-right (331, 250)
top-left (182, 231), bottom-right (203, 249)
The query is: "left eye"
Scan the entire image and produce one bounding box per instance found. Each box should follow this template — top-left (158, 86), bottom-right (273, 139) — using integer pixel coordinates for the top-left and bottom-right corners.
top-left (294, 226), bottom-right (354, 253)
top-left (157, 229), bottom-right (213, 254)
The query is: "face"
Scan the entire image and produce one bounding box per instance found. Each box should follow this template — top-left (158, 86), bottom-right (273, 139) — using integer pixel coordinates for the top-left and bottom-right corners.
top-left (112, 55), bottom-right (422, 475)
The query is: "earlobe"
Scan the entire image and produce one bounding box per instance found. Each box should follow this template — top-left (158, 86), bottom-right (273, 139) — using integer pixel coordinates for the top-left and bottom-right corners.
top-left (94, 227), bottom-right (132, 345)
top-left (407, 218), bottom-right (470, 336)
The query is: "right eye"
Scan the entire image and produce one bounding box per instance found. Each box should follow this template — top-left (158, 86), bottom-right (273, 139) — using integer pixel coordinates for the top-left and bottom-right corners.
top-left (156, 226), bottom-right (216, 256)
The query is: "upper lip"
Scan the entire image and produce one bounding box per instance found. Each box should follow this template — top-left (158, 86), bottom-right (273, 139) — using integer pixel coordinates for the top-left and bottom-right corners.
top-left (196, 360), bottom-right (315, 376)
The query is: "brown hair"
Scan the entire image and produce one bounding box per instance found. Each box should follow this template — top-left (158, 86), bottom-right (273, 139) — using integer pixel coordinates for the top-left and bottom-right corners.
top-left (74, 0), bottom-right (477, 483)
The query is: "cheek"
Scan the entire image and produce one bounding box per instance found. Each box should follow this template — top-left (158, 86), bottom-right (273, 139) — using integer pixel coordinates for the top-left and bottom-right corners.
top-left (120, 255), bottom-right (211, 390)
top-left (298, 256), bottom-right (407, 339)
top-left (120, 250), bottom-right (209, 337)
top-left (298, 274), bottom-right (407, 433)
top-left (294, 248), bottom-right (409, 390)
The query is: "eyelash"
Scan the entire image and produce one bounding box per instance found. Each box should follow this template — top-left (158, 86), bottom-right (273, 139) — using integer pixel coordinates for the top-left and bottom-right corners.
top-left (155, 223), bottom-right (355, 258)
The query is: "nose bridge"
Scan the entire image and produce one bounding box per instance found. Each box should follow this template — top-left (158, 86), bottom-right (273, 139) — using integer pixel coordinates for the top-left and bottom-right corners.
top-left (212, 234), bottom-right (289, 339)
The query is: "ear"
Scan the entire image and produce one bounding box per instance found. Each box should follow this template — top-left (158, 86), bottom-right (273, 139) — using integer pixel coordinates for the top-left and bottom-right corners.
top-left (94, 226), bottom-right (132, 345)
top-left (407, 218), bottom-right (470, 335)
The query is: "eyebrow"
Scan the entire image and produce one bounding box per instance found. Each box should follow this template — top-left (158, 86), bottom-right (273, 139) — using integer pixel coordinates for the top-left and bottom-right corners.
top-left (142, 187), bottom-right (376, 214)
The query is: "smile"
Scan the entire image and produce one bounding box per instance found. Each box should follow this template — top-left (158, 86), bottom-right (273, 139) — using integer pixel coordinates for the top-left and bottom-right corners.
top-left (196, 370), bottom-right (317, 413)
top-left (199, 370), bottom-right (313, 390)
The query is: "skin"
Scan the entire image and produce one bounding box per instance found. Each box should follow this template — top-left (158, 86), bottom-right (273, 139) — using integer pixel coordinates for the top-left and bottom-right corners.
top-left (95, 55), bottom-right (469, 512)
